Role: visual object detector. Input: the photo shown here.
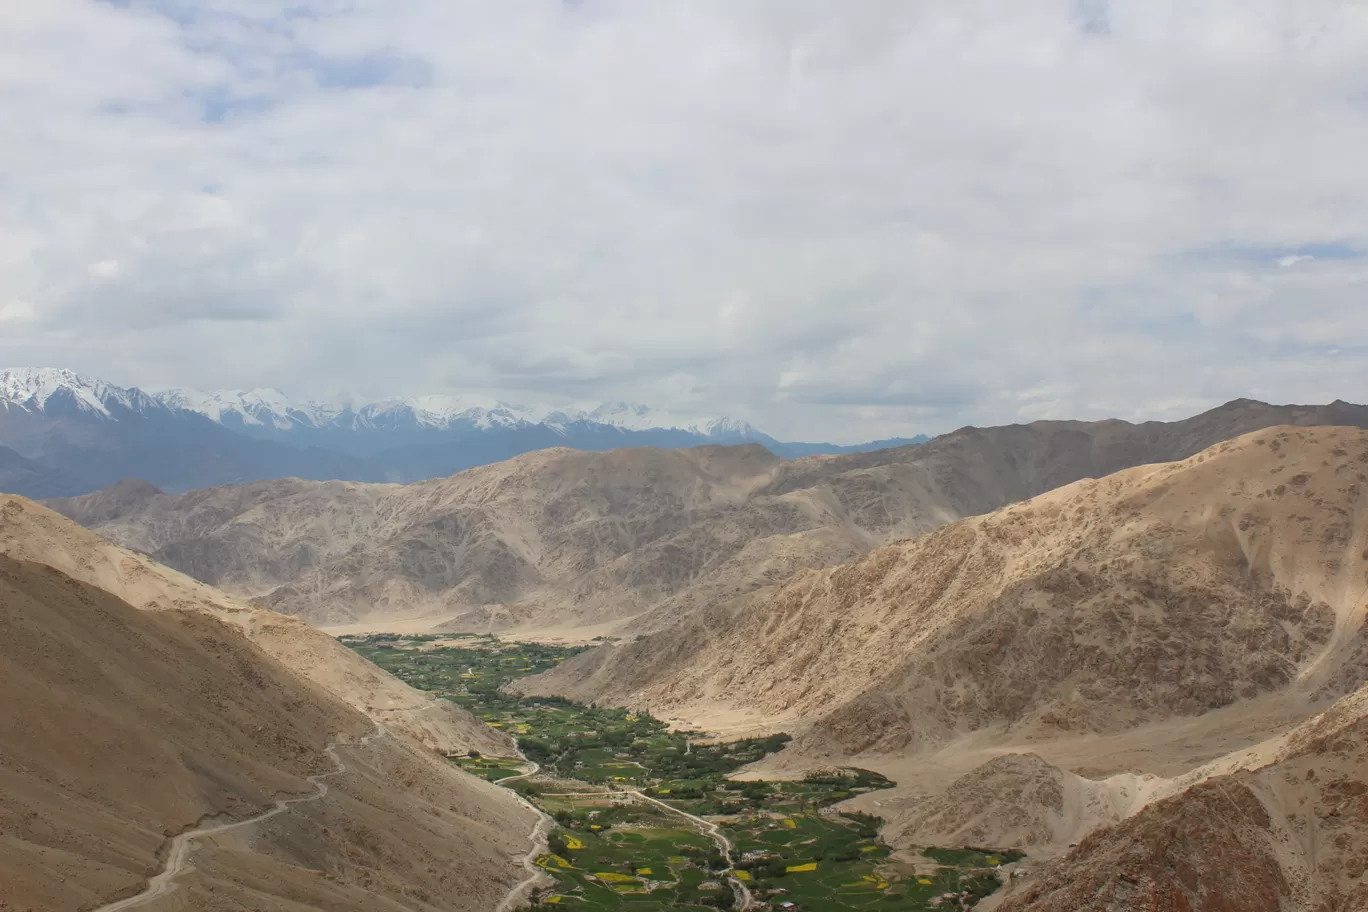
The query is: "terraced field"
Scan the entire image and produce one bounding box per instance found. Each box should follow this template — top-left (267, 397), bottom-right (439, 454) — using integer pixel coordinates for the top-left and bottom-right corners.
top-left (341, 634), bottom-right (1020, 910)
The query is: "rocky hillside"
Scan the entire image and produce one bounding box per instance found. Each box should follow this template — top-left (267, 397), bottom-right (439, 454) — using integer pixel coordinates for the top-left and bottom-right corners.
top-left (520, 426), bottom-right (1368, 759)
top-left (994, 682), bottom-right (1368, 911)
top-left (0, 494), bottom-right (515, 758)
top-left (45, 398), bottom-right (1368, 630)
top-left (0, 546), bottom-right (535, 911)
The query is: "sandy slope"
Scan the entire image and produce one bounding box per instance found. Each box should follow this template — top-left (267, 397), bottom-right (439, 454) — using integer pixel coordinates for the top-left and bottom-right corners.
top-left (46, 398), bottom-right (1368, 632)
top-left (0, 554), bottom-right (535, 912)
top-left (0, 494), bottom-right (515, 759)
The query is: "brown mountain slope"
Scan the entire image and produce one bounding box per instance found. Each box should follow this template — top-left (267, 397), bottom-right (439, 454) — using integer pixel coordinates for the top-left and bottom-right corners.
top-left (43, 398), bottom-right (1368, 632)
top-left (519, 426), bottom-right (1368, 761)
top-left (993, 682), bottom-right (1368, 912)
top-left (48, 445), bottom-right (788, 627)
top-left (0, 494), bottom-right (514, 758)
top-left (0, 554), bottom-right (536, 912)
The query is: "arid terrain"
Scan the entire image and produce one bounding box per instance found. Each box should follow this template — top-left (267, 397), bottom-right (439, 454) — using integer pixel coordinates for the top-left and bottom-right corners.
top-left (989, 681), bottom-right (1368, 911)
top-left (31, 401), bottom-right (1368, 910)
top-left (0, 496), bottom-right (536, 912)
top-left (47, 398), bottom-right (1368, 635)
top-left (522, 426), bottom-right (1368, 744)
top-left (510, 426), bottom-right (1368, 908)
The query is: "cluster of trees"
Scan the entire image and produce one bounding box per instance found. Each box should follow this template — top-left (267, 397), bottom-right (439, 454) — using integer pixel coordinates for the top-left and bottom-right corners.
top-left (837, 811), bottom-right (882, 839)
top-left (646, 733), bottom-right (793, 781)
top-left (676, 844), bottom-right (728, 871)
top-left (550, 808), bottom-right (614, 832)
top-left (737, 856), bottom-right (790, 879)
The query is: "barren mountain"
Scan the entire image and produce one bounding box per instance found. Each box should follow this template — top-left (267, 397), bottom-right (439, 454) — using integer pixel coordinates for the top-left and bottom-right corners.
top-left (991, 681), bottom-right (1368, 911)
top-left (0, 549), bottom-right (536, 911)
top-left (508, 425), bottom-right (1368, 906)
top-left (520, 425), bottom-right (1368, 758)
top-left (0, 495), bottom-right (514, 758)
top-left (44, 398), bottom-right (1368, 632)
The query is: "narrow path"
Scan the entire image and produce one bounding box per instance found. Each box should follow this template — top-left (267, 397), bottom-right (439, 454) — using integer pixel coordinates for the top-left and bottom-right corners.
top-left (492, 753), bottom-right (555, 912)
top-left (630, 790), bottom-right (753, 911)
top-left (493, 811), bottom-right (552, 912)
top-left (94, 725), bottom-right (387, 912)
top-left (511, 783), bottom-right (752, 910)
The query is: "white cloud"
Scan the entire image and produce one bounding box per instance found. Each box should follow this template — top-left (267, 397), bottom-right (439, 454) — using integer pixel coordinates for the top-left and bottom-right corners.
top-left (88, 260), bottom-right (123, 279)
top-left (0, 300), bottom-right (36, 324)
top-left (1, 0), bottom-right (1366, 442)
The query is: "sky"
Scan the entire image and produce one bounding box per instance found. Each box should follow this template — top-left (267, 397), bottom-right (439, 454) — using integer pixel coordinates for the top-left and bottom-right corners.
top-left (1, 1), bottom-right (1366, 443)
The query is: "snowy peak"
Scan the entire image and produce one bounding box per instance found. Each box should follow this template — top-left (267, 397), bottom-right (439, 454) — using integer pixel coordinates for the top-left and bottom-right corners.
top-left (356, 394), bottom-right (535, 431)
top-left (155, 384), bottom-right (761, 439)
top-left (0, 367), bottom-right (165, 419)
top-left (153, 387), bottom-right (341, 430)
top-left (540, 401), bottom-right (764, 438)
top-left (2, 368), bottom-right (771, 443)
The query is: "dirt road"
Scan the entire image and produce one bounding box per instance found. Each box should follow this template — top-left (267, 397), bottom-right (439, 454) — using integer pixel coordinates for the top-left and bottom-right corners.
top-left (93, 725), bottom-right (388, 912)
top-left (493, 756), bottom-right (554, 912)
top-left (632, 790), bottom-right (753, 910)
top-left (527, 784), bottom-right (752, 910)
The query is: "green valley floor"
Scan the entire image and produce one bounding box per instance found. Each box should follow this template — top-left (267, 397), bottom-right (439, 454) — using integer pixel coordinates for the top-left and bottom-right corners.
top-left (342, 634), bottom-right (1021, 911)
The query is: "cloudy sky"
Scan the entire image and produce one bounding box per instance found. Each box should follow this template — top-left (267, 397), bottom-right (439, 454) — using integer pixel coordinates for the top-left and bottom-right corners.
top-left (2, 1), bottom-right (1366, 442)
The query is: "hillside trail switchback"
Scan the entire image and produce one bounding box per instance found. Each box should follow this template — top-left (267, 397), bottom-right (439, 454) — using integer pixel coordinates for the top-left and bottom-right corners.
top-left (93, 724), bottom-right (390, 912)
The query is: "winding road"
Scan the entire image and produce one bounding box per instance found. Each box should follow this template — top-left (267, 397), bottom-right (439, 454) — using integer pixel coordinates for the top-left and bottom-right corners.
top-left (631, 789), bottom-right (753, 910)
top-left (529, 784), bottom-right (753, 910)
top-left (93, 725), bottom-right (388, 912)
top-left (493, 758), bottom-right (556, 912)
top-left (483, 736), bottom-right (751, 912)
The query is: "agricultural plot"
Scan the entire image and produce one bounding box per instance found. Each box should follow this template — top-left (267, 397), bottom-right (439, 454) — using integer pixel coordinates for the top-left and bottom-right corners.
top-left (340, 633), bottom-right (580, 700)
top-left (538, 822), bottom-right (730, 908)
top-left (455, 757), bottom-right (526, 782)
top-left (341, 637), bottom-right (1021, 910)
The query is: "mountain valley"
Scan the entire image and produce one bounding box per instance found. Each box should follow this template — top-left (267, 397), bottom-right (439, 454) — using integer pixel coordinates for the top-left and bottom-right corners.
top-left (12, 399), bottom-right (1368, 911)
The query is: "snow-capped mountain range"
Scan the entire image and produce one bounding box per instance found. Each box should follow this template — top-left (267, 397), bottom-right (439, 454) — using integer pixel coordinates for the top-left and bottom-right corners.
top-left (1, 366), bottom-right (170, 420)
top-left (0, 367), bottom-right (929, 498)
top-left (2, 367), bottom-right (759, 437)
top-left (149, 383), bottom-right (763, 440)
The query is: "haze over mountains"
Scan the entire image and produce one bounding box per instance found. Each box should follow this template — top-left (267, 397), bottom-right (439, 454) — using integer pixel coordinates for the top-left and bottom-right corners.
top-left (0, 368), bottom-right (926, 497)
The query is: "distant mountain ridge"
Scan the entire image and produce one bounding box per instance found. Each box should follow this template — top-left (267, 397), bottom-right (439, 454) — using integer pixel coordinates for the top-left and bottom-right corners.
top-left (151, 384), bottom-right (766, 438)
top-left (151, 383), bottom-right (930, 458)
top-left (48, 396), bottom-right (1368, 632)
top-left (0, 367), bottom-right (927, 496)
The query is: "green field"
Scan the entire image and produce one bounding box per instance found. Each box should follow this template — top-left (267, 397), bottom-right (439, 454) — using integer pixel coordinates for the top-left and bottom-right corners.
top-left (341, 634), bottom-right (1022, 910)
